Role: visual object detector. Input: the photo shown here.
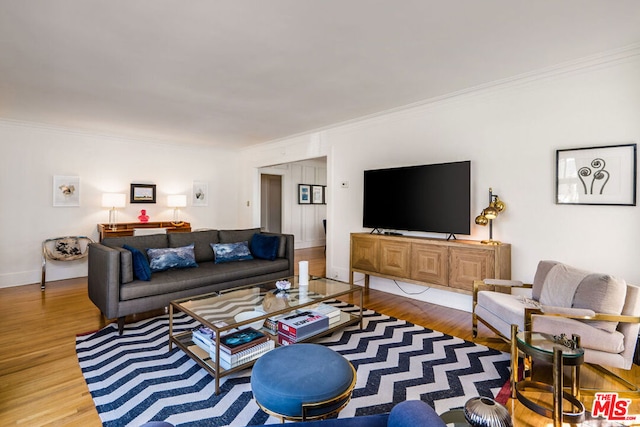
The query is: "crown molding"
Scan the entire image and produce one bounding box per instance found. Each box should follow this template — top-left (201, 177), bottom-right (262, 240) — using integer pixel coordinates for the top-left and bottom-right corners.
top-left (259, 43), bottom-right (640, 144)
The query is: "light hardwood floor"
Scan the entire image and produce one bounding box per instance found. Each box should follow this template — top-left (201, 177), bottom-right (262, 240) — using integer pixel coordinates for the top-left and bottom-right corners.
top-left (0, 247), bottom-right (637, 426)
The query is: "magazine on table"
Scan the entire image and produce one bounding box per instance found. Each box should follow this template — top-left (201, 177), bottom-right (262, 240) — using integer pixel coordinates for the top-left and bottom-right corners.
top-left (218, 327), bottom-right (269, 354)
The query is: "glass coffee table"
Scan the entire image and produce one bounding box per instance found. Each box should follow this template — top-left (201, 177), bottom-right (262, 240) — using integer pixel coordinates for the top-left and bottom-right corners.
top-left (169, 276), bottom-right (364, 394)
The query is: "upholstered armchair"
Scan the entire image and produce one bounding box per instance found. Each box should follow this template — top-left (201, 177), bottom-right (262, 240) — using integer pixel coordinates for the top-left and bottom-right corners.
top-left (473, 260), bottom-right (640, 394)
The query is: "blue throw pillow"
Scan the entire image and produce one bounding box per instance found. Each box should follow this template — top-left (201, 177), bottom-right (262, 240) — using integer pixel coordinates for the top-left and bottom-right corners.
top-left (146, 244), bottom-right (198, 272)
top-left (211, 241), bottom-right (254, 264)
top-left (250, 233), bottom-right (279, 261)
top-left (123, 244), bottom-right (152, 281)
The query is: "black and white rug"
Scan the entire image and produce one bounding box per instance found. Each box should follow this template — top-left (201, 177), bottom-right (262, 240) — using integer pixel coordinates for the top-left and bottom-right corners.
top-left (76, 302), bottom-right (511, 427)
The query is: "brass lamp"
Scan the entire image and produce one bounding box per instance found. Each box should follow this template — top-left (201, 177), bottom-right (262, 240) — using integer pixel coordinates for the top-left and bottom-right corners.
top-left (475, 188), bottom-right (506, 245)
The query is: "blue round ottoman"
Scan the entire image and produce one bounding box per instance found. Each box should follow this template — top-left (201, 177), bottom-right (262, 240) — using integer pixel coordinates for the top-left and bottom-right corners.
top-left (251, 343), bottom-right (356, 422)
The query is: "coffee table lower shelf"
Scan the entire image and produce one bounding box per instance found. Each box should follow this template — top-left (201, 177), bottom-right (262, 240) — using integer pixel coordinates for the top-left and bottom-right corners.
top-left (170, 311), bottom-right (362, 394)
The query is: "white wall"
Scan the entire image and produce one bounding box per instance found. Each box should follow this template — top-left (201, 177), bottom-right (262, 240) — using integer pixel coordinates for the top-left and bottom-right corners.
top-left (242, 51), bottom-right (640, 312)
top-left (0, 121), bottom-right (240, 287)
top-left (259, 159), bottom-right (327, 249)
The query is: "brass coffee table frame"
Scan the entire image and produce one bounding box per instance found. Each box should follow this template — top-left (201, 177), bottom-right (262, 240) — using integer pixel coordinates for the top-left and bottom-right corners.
top-left (511, 324), bottom-right (585, 426)
top-left (169, 276), bottom-right (364, 395)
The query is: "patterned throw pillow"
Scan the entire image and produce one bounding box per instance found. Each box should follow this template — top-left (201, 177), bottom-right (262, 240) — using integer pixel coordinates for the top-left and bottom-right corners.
top-left (211, 241), bottom-right (254, 264)
top-left (146, 244), bottom-right (198, 272)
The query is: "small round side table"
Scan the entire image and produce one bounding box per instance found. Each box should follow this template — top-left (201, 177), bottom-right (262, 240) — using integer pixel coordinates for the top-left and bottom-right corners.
top-left (510, 324), bottom-right (585, 427)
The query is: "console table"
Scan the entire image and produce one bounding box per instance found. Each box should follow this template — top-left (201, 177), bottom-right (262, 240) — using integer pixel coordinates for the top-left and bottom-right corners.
top-left (98, 221), bottom-right (191, 241)
top-left (350, 233), bottom-right (511, 294)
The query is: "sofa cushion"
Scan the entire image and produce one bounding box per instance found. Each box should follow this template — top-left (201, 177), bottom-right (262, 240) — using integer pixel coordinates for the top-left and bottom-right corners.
top-left (119, 258), bottom-right (290, 300)
top-left (123, 244), bottom-right (152, 281)
top-left (147, 244), bottom-right (198, 272)
top-left (251, 233), bottom-right (280, 261)
top-left (532, 315), bottom-right (625, 354)
top-left (534, 261), bottom-right (626, 333)
top-left (219, 228), bottom-right (261, 246)
top-left (532, 260), bottom-right (558, 301)
top-left (572, 273), bottom-right (626, 332)
top-left (539, 263), bottom-right (590, 308)
top-left (168, 230), bottom-right (218, 263)
top-left (102, 234), bottom-right (168, 262)
top-left (212, 242), bottom-right (254, 264)
top-left (476, 291), bottom-right (531, 338)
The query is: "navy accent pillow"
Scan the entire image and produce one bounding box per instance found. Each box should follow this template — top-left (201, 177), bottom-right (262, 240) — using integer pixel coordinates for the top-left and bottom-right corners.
top-left (211, 241), bottom-right (254, 264)
top-left (146, 244), bottom-right (198, 272)
top-left (250, 233), bottom-right (279, 261)
top-left (123, 244), bottom-right (152, 281)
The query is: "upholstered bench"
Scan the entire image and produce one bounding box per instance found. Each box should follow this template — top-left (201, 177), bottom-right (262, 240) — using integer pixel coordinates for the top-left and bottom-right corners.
top-left (251, 343), bottom-right (356, 422)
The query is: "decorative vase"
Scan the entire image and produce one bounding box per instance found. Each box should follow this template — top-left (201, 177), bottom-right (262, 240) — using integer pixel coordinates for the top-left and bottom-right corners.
top-left (464, 397), bottom-right (512, 427)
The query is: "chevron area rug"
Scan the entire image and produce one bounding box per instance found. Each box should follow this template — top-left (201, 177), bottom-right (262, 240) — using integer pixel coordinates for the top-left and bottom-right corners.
top-left (76, 302), bottom-right (511, 427)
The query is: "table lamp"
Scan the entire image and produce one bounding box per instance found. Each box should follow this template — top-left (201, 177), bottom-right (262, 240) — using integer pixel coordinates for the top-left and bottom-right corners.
top-left (474, 187), bottom-right (506, 245)
top-left (102, 193), bottom-right (126, 231)
top-left (167, 194), bottom-right (187, 226)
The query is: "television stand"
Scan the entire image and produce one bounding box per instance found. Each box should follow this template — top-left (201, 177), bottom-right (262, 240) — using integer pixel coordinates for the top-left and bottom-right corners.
top-left (446, 233), bottom-right (457, 241)
top-left (349, 233), bottom-right (511, 294)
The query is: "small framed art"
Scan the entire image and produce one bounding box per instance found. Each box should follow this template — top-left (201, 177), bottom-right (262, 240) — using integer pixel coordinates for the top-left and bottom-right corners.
top-left (312, 185), bottom-right (325, 204)
top-left (193, 181), bottom-right (208, 206)
top-left (556, 143), bottom-right (636, 206)
top-left (130, 183), bottom-right (156, 203)
top-left (298, 184), bottom-right (311, 204)
top-left (53, 175), bottom-right (80, 207)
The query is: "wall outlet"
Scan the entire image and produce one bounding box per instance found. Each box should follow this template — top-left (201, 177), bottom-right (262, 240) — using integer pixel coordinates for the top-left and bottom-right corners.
top-left (341, 181), bottom-right (349, 188)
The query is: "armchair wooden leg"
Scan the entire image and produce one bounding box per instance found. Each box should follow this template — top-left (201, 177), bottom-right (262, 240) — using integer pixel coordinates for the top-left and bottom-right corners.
top-left (117, 317), bottom-right (125, 335)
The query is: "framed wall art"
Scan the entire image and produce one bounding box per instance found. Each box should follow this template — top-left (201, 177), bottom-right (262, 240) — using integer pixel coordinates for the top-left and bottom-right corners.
top-left (193, 181), bottom-right (208, 206)
top-left (312, 185), bottom-right (325, 204)
top-left (130, 183), bottom-right (156, 203)
top-left (556, 143), bottom-right (636, 206)
top-left (53, 175), bottom-right (80, 207)
top-left (298, 184), bottom-right (311, 204)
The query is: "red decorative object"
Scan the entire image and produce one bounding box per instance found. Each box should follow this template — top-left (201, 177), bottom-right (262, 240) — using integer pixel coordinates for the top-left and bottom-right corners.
top-left (138, 209), bottom-right (149, 223)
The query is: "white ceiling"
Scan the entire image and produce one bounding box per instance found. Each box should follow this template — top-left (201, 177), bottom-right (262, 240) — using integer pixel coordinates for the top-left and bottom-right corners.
top-left (1, 1), bottom-right (640, 149)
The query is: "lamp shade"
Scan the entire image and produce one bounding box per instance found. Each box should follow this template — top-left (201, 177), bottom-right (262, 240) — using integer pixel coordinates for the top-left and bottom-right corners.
top-left (102, 193), bottom-right (126, 208)
top-left (167, 194), bottom-right (187, 208)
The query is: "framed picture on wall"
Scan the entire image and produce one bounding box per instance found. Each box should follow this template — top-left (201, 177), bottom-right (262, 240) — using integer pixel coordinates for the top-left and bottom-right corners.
top-left (193, 181), bottom-right (208, 206)
top-left (298, 184), bottom-right (311, 204)
top-left (53, 175), bottom-right (80, 207)
top-left (312, 185), bottom-right (325, 204)
top-left (556, 143), bottom-right (636, 205)
top-left (130, 183), bottom-right (156, 203)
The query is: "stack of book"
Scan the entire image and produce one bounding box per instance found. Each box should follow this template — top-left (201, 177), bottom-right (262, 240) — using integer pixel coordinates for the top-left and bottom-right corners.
top-left (263, 312), bottom-right (293, 334)
top-left (191, 323), bottom-right (236, 352)
top-left (277, 311), bottom-right (329, 345)
top-left (300, 303), bottom-right (342, 325)
top-left (209, 327), bottom-right (274, 369)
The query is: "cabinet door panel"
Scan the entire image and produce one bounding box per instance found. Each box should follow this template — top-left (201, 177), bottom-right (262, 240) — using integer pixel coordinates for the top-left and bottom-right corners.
top-left (351, 236), bottom-right (379, 272)
top-left (410, 243), bottom-right (448, 285)
top-left (379, 241), bottom-right (410, 277)
top-left (449, 248), bottom-right (495, 292)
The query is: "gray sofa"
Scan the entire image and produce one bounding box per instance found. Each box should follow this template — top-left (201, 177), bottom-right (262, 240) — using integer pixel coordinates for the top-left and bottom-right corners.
top-left (88, 228), bottom-right (294, 334)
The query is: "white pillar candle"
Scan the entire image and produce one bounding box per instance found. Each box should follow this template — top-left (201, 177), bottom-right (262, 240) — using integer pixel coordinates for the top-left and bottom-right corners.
top-left (299, 260), bottom-right (309, 285)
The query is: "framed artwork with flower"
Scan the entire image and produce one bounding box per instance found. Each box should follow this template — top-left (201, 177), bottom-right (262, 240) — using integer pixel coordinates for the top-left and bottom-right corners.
top-left (53, 175), bottom-right (80, 207)
top-left (556, 143), bottom-right (636, 206)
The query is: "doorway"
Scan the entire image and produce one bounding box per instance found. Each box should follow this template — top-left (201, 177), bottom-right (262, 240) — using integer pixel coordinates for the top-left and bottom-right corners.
top-left (260, 174), bottom-right (282, 233)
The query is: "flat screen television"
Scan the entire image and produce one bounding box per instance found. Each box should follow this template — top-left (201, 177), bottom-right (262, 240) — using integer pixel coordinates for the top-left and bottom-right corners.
top-left (363, 161), bottom-right (471, 236)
